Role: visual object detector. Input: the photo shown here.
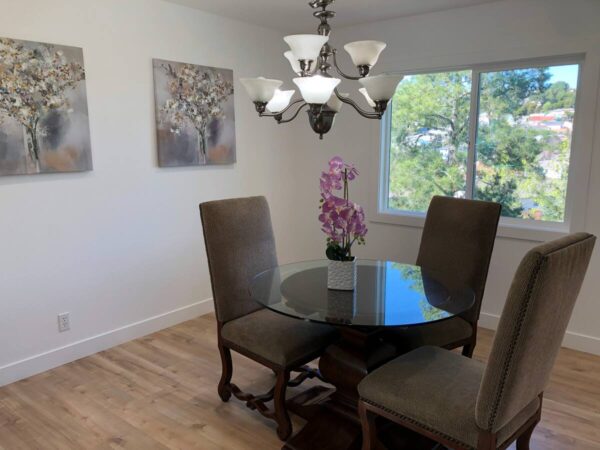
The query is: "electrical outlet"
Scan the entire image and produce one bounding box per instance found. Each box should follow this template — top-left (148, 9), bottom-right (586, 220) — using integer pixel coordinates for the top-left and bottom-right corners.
top-left (58, 313), bottom-right (70, 332)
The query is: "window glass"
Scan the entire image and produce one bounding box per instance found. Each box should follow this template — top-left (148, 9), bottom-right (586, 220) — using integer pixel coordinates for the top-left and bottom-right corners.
top-left (387, 71), bottom-right (471, 213)
top-left (384, 62), bottom-right (579, 225)
top-left (474, 64), bottom-right (579, 221)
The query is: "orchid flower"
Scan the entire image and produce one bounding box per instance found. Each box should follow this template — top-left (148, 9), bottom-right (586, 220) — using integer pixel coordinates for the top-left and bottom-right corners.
top-left (319, 156), bottom-right (367, 261)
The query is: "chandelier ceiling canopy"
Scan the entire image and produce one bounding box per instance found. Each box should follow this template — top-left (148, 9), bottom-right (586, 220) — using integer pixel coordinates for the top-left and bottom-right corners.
top-left (240, 0), bottom-right (404, 139)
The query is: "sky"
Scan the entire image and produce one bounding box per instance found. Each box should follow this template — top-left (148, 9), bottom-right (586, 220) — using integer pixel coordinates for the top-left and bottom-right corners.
top-left (549, 64), bottom-right (579, 88)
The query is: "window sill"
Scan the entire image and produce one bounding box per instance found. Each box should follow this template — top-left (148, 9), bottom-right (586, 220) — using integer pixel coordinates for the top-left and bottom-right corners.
top-left (371, 210), bottom-right (569, 243)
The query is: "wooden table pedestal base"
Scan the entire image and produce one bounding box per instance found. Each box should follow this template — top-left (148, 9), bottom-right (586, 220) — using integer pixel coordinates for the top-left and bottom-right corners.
top-left (283, 328), bottom-right (439, 450)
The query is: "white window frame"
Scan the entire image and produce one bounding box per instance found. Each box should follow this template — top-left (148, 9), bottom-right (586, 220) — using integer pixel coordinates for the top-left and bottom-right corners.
top-left (374, 55), bottom-right (590, 242)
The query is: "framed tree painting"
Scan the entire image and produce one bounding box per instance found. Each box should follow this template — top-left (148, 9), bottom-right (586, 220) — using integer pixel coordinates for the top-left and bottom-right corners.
top-left (153, 59), bottom-right (236, 166)
top-left (0, 37), bottom-right (92, 176)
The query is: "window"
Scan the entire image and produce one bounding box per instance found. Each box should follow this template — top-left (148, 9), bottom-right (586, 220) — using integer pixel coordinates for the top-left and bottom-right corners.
top-left (381, 60), bottom-right (581, 230)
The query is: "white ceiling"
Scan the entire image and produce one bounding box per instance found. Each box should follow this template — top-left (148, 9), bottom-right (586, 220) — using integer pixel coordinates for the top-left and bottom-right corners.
top-left (165, 0), bottom-right (501, 32)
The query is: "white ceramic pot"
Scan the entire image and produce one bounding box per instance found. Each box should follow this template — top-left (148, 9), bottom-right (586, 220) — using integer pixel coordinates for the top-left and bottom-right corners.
top-left (327, 258), bottom-right (357, 291)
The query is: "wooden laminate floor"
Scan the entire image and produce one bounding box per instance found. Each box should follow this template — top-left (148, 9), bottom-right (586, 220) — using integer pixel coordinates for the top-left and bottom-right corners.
top-left (1, 314), bottom-right (599, 449)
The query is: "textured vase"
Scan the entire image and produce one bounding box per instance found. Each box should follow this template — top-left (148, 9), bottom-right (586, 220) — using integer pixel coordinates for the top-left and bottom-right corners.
top-left (327, 258), bottom-right (357, 291)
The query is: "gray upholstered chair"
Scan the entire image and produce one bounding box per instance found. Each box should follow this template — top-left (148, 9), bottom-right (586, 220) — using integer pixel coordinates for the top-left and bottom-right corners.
top-left (384, 196), bottom-right (501, 357)
top-left (200, 196), bottom-right (338, 440)
top-left (358, 232), bottom-right (595, 450)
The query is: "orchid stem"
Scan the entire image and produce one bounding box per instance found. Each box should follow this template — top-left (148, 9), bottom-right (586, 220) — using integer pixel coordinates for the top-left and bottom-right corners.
top-left (343, 169), bottom-right (349, 252)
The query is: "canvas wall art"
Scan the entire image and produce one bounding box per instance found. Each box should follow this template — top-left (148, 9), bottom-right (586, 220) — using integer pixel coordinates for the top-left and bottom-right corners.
top-left (0, 37), bottom-right (92, 176)
top-left (153, 59), bottom-right (236, 166)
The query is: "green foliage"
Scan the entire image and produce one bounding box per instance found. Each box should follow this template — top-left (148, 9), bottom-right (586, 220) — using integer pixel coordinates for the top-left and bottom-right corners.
top-left (476, 172), bottom-right (523, 217)
top-left (389, 71), bottom-right (471, 212)
top-left (480, 68), bottom-right (550, 118)
top-left (326, 238), bottom-right (361, 261)
top-left (476, 120), bottom-right (546, 173)
top-left (540, 81), bottom-right (576, 112)
top-left (518, 138), bottom-right (571, 221)
top-left (325, 242), bottom-right (350, 261)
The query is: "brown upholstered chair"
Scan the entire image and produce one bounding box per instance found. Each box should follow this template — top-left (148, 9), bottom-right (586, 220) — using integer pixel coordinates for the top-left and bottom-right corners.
top-left (200, 196), bottom-right (338, 440)
top-left (358, 232), bottom-right (595, 450)
top-left (384, 196), bottom-right (501, 357)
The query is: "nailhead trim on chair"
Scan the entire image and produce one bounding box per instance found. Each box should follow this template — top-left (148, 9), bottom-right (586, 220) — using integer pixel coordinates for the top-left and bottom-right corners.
top-left (361, 398), bottom-right (475, 450)
top-left (486, 258), bottom-right (545, 431)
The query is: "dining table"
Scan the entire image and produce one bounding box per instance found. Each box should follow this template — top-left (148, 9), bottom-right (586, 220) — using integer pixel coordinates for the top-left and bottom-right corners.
top-left (250, 259), bottom-right (475, 450)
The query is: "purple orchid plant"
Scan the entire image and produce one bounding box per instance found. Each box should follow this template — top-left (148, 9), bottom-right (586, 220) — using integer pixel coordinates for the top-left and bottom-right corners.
top-left (319, 156), bottom-right (368, 261)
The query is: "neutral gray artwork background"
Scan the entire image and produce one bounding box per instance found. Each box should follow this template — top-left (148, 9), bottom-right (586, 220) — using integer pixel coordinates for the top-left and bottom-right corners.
top-left (0, 37), bottom-right (92, 176)
top-left (153, 59), bottom-right (236, 167)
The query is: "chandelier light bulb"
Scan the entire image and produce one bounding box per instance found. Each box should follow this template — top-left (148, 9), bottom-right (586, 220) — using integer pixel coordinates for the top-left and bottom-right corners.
top-left (284, 34), bottom-right (329, 62)
top-left (294, 76), bottom-right (341, 105)
top-left (358, 88), bottom-right (376, 107)
top-left (284, 51), bottom-right (317, 75)
top-left (240, 77), bottom-right (283, 103)
top-left (344, 40), bottom-right (387, 67)
top-left (284, 51), bottom-right (302, 74)
top-left (266, 89), bottom-right (295, 113)
top-left (327, 92), bottom-right (348, 112)
top-left (358, 73), bottom-right (404, 101)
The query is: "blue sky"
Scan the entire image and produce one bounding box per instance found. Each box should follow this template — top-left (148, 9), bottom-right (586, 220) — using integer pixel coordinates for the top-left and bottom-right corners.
top-left (549, 64), bottom-right (579, 88)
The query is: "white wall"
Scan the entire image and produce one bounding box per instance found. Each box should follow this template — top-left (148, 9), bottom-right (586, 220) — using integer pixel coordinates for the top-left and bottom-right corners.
top-left (0, 0), bottom-right (294, 385)
top-left (285, 0), bottom-right (600, 354)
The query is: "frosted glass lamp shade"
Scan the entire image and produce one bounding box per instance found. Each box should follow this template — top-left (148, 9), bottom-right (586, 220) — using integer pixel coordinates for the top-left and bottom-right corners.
top-left (344, 40), bottom-right (387, 67)
top-left (240, 77), bottom-right (283, 103)
top-left (284, 51), bottom-right (316, 75)
top-left (266, 89), bottom-right (295, 113)
top-left (358, 74), bottom-right (404, 101)
top-left (284, 34), bottom-right (329, 61)
top-left (358, 88), bottom-right (376, 107)
top-left (327, 92), bottom-right (348, 112)
top-left (293, 76), bottom-right (341, 104)
top-left (284, 51), bottom-right (302, 74)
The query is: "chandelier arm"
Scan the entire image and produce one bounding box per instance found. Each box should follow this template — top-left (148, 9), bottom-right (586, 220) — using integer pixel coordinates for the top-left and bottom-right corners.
top-left (258, 99), bottom-right (305, 118)
top-left (276, 101), bottom-right (309, 124)
top-left (334, 89), bottom-right (382, 119)
top-left (331, 50), bottom-right (363, 81)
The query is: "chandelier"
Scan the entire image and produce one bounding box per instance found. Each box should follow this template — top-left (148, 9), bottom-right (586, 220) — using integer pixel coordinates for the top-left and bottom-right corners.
top-left (239, 0), bottom-right (403, 139)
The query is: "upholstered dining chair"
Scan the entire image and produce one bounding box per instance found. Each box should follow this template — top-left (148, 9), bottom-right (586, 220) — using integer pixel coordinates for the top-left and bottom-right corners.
top-left (200, 196), bottom-right (338, 440)
top-left (358, 232), bottom-right (595, 450)
top-left (384, 196), bottom-right (501, 357)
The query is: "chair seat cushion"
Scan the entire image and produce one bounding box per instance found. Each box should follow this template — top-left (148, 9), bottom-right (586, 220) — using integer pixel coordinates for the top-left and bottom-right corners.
top-left (384, 317), bottom-right (473, 353)
top-left (221, 308), bottom-right (339, 368)
top-left (358, 346), bottom-right (540, 449)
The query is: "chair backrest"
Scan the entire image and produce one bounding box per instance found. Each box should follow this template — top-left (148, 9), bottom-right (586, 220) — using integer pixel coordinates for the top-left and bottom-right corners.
top-left (476, 232), bottom-right (595, 433)
top-left (200, 196), bottom-right (278, 324)
top-left (417, 196), bottom-right (501, 325)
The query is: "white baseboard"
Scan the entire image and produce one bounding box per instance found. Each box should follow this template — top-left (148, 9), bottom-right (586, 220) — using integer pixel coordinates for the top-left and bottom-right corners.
top-left (478, 312), bottom-right (502, 330)
top-left (3, 303), bottom-right (597, 387)
top-left (479, 311), bottom-right (600, 356)
top-left (0, 299), bottom-right (214, 387)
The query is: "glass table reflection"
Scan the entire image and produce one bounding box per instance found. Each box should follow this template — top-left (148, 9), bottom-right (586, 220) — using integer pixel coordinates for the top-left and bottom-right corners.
top-left (250, 259), bottom-right (474, 328)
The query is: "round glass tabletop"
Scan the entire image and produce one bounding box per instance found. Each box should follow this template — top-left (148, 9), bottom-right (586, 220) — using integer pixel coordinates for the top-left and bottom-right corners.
top-left (250, 259), bottom-right (475, 327)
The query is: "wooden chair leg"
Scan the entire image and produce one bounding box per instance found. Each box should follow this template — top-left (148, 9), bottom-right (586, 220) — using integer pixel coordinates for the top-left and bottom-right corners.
top-left (358, 401), bottom-right (379, 450)
top-left (274, 370), bottom-right (292, 441)
top-left (476, 430), bottom-right (497, 450)
top-left (217, 343), bottom-right (233, 402)
top-left (462, 343), bottom-right (475, 358)
top-left (462, 333), bottom-right (477, 358)
top-left (462, 327), bottom-right (477, 358)
top-left (516, 421), bottom-right (537, 450)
